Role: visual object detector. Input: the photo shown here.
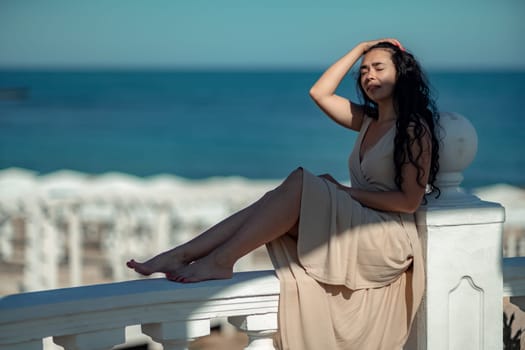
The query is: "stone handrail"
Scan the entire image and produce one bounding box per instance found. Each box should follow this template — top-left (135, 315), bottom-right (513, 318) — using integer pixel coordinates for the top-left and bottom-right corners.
top-left (0, 270), bottom-right (280, 350)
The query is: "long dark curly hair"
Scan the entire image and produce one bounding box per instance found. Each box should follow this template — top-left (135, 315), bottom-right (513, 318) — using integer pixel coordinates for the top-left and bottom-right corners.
top-left (356, 41), bottom-right (440, 197)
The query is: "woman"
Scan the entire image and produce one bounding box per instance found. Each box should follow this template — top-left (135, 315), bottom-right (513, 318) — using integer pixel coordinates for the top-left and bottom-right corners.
top-left (127, 38), bottom-right (440, 349)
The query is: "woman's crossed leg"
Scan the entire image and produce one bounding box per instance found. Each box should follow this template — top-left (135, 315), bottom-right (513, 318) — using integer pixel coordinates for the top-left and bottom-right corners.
top-left (126, 167), bottom-right (303, 283)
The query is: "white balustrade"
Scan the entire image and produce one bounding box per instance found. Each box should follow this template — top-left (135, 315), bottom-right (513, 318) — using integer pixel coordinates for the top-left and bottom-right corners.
top-left (0, 270), bottom-right (279, 350)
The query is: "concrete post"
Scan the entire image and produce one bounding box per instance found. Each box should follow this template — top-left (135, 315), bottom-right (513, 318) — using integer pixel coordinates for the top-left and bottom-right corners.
top-left (408, 113), bottom-right (505, 349)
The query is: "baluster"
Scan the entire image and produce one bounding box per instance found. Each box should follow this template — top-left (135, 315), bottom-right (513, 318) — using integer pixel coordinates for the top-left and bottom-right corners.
top-left (154, 203), bottom-right (170, 252)
top-left (65, 204), bottom-right (82, 286)
top-left (0, 209), bottom-right (14, 260)
top-left (142, 320), bottom-right (210, 350)
top-left (53, 328), bottom-right (125, 350)
top-left (41, 207), bottom-right (59, 290)
top-left (109, 205), bottom-right (129, 281)
top-left (23, 200), bottom-right (46, 291)
top-left (506, 233), bottom-right (517, 257)
top-left (228, 313), bottom-right (278, 350)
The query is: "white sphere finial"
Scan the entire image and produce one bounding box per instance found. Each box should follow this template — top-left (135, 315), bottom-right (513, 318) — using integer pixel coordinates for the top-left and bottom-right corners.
top-left (436, 112), bottom-right (478, 187)
top-left (426, 112), bottom-right (480, 206)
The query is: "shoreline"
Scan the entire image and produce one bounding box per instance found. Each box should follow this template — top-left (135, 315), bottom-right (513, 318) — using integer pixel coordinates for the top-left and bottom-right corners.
top-left (1, 167), bottom-right (523, 231)
top-left (0, 166), bottom-right (522, 190)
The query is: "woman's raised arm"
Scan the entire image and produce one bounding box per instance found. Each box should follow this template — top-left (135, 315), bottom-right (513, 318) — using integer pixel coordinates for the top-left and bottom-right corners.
top-left (309, 43), bottom-right (368, 131)
top-left (309, 39), bottom-right (403, 131)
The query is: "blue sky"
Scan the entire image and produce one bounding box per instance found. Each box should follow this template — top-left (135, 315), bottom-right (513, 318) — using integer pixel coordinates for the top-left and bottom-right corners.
top-left (1, 0), bottom-right (524, 70)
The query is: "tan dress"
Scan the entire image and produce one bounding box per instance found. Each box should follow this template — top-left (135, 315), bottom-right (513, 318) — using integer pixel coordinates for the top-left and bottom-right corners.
top-left (266, 116), bottom-right (425, 350)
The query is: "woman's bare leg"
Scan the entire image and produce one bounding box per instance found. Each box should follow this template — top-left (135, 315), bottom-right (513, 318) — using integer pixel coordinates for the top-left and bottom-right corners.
top-left (126, 168), bottom-right (302, 276)
top-left (126, 201), bottom-right (264, 275)
top-left (170, 168), bottom-right (303, 282)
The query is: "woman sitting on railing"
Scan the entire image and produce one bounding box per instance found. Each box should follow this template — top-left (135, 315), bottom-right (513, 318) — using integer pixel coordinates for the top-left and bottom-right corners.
top-left (127, 38), bottom-right (440, 350)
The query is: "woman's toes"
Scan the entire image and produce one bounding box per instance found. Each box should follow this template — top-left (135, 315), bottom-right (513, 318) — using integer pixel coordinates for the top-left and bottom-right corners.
top-left (126, 259), bottom-right (136, 268)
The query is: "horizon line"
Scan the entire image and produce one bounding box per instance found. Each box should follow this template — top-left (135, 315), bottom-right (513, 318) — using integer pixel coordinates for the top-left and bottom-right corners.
top-left (1, 65), bottom-right (525, 74)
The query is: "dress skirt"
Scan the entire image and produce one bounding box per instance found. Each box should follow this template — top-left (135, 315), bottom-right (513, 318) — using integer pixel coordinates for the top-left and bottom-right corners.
top-left (266, 169), bottom-right (424, 350)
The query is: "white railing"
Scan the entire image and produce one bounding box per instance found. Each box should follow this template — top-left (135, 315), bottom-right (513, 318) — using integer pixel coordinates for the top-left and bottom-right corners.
top-left (1, 257), bottom-right (524, 350)
top-left (0, 270), bottom-right (280, 350)
top-left (1, 256), bottom-right (522, 350)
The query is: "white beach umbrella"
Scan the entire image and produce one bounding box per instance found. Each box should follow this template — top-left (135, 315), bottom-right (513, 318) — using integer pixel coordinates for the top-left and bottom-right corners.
top-left (0, 167), bottom-right (38, 181)
top-left (143, 173), bottom-right (186, 201)
top-left (89, 172), bottom-right (146, 200)
top-left (37, 169), bottom-right (90, 200)
top-left (0, 167), bottom-right (39, 202)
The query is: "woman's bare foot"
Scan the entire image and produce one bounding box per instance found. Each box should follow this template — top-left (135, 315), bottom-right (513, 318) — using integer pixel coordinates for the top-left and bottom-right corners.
top-left (168, 252), bottom-right (234, 283)
top-left (126, 248), bottom-right (188, 276)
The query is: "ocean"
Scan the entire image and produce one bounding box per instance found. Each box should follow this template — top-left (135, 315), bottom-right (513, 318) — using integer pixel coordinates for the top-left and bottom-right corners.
top-left (0, 69), bottom-right (524, 189)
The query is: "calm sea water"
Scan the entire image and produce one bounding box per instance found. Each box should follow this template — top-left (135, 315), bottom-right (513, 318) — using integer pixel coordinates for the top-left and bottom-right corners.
top-left (0, 70), bottom-right (524, 189)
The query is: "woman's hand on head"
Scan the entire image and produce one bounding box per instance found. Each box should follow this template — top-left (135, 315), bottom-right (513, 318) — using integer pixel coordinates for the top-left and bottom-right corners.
top-left (359, 38), bottom-right (404, 53)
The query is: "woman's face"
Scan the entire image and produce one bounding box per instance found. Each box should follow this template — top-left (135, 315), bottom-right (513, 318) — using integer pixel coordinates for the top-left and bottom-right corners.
top-left (359, 48), bottom-right (397, 104)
